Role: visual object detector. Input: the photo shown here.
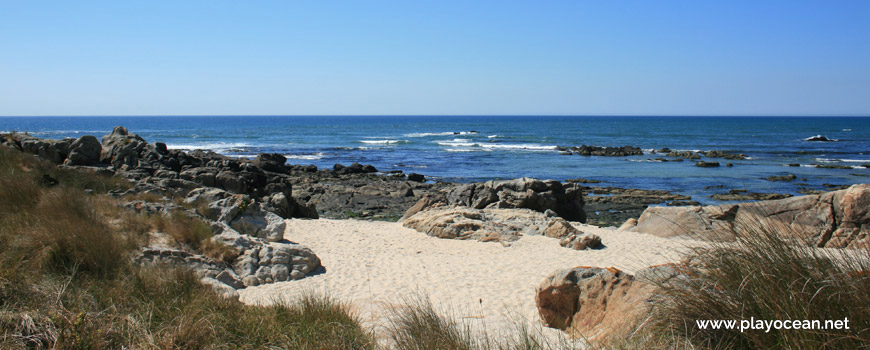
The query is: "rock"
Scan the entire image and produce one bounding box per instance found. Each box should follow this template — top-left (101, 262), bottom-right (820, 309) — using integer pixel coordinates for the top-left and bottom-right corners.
top-left (563, 145), bottom-right (644, 157)
top-left (100, 126), bottom-right (148, 169)
top-left (765, 174), bottom-right (797, 182)
top-left (215, 171), bottom-right (248, 194)
top-left (701, 150), bottom-right (746, 160)
top-left (334, 162), bottom-right (377, 174)
top-left (805, 135), bottom-right (835, 142)
top-left (535, 266), bottom-right (656, 342)
top-left (20, 137), bottom-right (72, 164)
top-left (710, 190), bottom-right (791, 201)
top-left (407, 173), bottom-right (425, 182)
top-left (254, 153), bottom-right (287, 173)
top-left (200, 277), bottom-right (241, 301)
top-left (63, 135), bottom-right (102, 165)
top-left (228, 240), bottom-right (321, 286)
top-left (633, 205), bottom-right (736, 240)
top-left (406, 177), bottom-right (585, 222)
top-left (402, 207), bottom-right (600, 249)
top-left (618, 218), bottom-right (637, 231)
top-left (667, 150), bottom-right (701, 159)
top-left (694, 161), bottom-right (720, 167)
top-left (667, 200), bottom-right (701, 206)
top-left (633, 184), bottom-right (870, 248)
top-left (816, 164), bottom-right (853, 169)
top-left (215, 270), bottom-right (245, 289)
top-left (185, 187), bottom-right (232, 205)
top-left (208, 195), bottom-right (287, 241)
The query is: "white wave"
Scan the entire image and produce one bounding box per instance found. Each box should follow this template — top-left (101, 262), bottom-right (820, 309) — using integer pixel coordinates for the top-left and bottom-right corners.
top-left (285, 153), bottom-right (325, 160)
top-left (359, 139), bottom-right (408, 145)
top-left (166, 142), bottom-right (253, 152)
top-left (843, 129), bottom-right (852, 131)
top-left (435, 139), bottom-right (478, 147)
top-left (487, 134), bottom-right (502, 138)
top-left (404, 131), bottom-right (479, 137)
top-left (816, 158), bottom-right (869, 163)
top-left (445, 148), bottom-right (480, 152)
top-left (479, 143), bottom-right (557, 151)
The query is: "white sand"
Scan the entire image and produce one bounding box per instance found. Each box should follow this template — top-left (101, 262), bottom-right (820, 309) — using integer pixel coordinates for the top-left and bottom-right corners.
top-left (240, 219), bottom-right (694, 346)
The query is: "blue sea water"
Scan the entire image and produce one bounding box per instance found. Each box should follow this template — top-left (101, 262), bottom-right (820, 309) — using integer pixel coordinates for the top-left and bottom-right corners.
top-left (2, 116), bottom-right (868, 204)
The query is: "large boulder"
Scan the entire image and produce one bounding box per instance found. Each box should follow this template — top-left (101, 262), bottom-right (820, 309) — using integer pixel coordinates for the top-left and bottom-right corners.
top-left (402, 207), bottom-right (601, 249)
top-left (64, 135), bottom-right (102, 165)
top-left (405, 177), bottom-right (585, 222)
top-left (100, 126), bottom-right (148, 169)
top-left (633, 184), bottom-right (870, 248)
top-left (535, 265), bottom-right (677, 343)
top-left (196, 190), bottom-right (287, 242)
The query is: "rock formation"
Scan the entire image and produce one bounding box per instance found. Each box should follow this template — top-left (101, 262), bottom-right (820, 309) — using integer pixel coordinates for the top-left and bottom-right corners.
top-left (633, 184), bottom-right (870, 248)
top-left (403, 177), bottom-right (585, 222)
top-left (402, 207), bottom-right (601, 250)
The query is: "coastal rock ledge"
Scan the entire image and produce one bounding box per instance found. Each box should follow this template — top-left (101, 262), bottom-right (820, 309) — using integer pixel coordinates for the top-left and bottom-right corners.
top-left (632, 184), bottom-right (870, 248)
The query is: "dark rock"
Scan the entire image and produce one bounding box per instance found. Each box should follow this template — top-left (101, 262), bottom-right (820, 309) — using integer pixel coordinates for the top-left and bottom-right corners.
top-left (667, 200), bottom-right (701, 206)
top-left (765, 174), bottom-right (797, 182)
top-left (254, 153), bottom-right (287, 173)
top-left (695, 161), bottom-right (720, 167)
top-left (788, 163), bottom-right (801, 167)
top-left (667, 150), bottom-right (701, 159)
top-left (565, 145), bottom-right (643, 157)
top-left (816, 164), bottom-right (853, 169)
top-left (805, 135), bottom-right (835, 142)
top-left (701, 150), bottom-right (746, 160)
top-left (407, 173), bottom-right (425, 182)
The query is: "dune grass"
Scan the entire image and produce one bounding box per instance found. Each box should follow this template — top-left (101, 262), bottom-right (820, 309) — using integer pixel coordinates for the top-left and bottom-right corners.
top-left (0, 147), bottom-right (373, 349)
top-left (619, 213), bottom-right (870, 349)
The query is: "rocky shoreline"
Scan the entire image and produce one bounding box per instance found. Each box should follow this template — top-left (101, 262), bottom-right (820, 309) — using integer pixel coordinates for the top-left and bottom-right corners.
top-left (3, 127), bottom-right (844, 228)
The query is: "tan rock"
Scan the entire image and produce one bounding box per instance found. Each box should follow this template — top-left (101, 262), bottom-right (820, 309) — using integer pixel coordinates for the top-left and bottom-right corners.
top-left (402, 207), bottom-right (601, 249)
top-left (632, 184), bottom-right (870, 248)
top-left (535, 266), bottom-right (656, 342)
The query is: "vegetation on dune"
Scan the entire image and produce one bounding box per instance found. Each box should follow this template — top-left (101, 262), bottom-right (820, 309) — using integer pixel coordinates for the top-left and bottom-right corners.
top-left (1, 145), bottom-right (867, 349)
top-left (0, 147), bottom-right (373, 349)
top-left (610, 217), bottom-right (870, 350)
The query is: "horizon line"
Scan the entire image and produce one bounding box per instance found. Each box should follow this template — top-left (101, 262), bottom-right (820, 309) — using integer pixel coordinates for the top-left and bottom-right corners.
top-left (2, 114), bottom-right (870, 118)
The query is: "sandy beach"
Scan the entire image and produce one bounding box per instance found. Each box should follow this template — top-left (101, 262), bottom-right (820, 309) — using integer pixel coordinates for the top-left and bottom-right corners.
top-left (240, 218), bottom-right (695, 343)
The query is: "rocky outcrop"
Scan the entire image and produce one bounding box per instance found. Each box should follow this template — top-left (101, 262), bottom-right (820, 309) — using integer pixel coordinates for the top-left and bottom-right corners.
top-left (557, 145), bottom-right (644, 157)
top-left (404, 177), bottom-right (585, 222)
top-left (401, 207), bottom-right (601, 249)
top-left (132, 199), bottom-right (322, 294)
top-left (633, 184), bottom-right (870, 248)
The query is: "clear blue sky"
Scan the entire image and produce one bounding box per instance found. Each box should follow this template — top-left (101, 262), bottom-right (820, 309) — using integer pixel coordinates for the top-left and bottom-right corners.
top-left (1, 1), bottom-right (868, 116)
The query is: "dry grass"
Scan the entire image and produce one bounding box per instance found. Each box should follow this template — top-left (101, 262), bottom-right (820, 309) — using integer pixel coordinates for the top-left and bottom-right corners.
top-left (624, 212), bottom-right (870, 349)
top-left (0, 147), bottom-right (374, 349)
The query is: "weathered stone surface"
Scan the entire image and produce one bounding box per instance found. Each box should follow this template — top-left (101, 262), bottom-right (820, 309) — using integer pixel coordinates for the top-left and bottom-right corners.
top-left (402, 207), bottom-right (601, 249)
top-left (535, 266), bottom-right (656, 342)
top-left (405, 177), bottom-right (585, 222)
top-left (63, 135), bottom-right (102, 165)
top-left (634, 184), bottom-right (870, 248)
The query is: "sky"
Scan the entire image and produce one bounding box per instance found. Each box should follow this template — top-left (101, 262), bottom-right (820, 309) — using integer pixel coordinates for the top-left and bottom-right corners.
top-left (1, 1), bottom-right (869, 116)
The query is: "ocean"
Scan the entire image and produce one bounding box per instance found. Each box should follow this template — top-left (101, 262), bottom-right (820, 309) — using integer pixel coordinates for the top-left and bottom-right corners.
top-left (2, 116), bottom-right (868, 204)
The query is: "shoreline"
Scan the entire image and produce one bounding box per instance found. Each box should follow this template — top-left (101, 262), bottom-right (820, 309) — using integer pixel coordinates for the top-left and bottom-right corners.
top-left (240, 218), bottom-right (696, 343)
